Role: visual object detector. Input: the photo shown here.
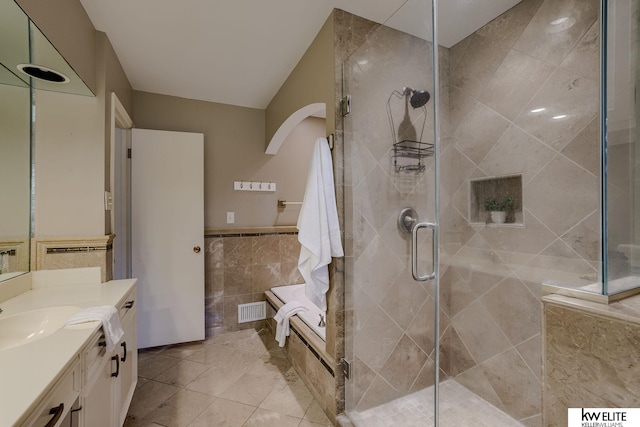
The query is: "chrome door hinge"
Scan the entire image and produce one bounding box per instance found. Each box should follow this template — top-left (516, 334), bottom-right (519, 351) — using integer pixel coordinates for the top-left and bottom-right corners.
top-left (340, 358), bottom-right (351, 379)
top-left (340, 95), bottom-right (351, 116)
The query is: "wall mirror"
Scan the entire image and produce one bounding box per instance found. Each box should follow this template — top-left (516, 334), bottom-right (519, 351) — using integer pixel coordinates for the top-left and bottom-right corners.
top-left (0, 0), bottom-right (93, 282)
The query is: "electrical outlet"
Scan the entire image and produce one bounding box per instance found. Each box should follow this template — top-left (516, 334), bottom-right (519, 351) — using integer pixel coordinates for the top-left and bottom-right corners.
top-left (226, 212), bottom-right (235, 224)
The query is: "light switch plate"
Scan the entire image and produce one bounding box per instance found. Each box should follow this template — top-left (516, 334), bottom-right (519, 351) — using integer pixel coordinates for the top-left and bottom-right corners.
top-left (104, 191), bottom-right (113, 211)
top-left (226, 212), bottom-right (235, 224)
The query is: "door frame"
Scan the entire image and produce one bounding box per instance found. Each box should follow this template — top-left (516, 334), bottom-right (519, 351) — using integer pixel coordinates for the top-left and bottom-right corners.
top-left (110, 93), bottom-right (134, 279)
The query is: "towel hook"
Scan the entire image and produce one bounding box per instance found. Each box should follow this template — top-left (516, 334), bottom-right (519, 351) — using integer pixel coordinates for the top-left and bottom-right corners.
top-left (327, 134), bottom-right (334, 151)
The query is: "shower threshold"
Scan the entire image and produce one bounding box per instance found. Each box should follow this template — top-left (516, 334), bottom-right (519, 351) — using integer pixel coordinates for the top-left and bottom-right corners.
top-left (344, 379), bottom-right (525, 427)
top-left (543, 275), bottom-right (640, 304)
top-left (579, 275), bottom-right (640, 295)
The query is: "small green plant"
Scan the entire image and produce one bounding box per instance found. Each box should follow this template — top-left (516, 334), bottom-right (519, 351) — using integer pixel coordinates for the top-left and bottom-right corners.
top-left (484, 196), bottom-right (514, 212)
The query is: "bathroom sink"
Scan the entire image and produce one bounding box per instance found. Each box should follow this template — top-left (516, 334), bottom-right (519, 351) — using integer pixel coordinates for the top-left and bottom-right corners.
top-left (0, 306), bottom-right (82, 351)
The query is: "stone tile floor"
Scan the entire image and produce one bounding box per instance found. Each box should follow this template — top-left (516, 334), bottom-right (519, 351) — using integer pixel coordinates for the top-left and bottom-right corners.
top-left (124, 328), bottom-right (333, 427)
top-left (346, 379), bottom-right (525, 427)
top-left (126, 327), bottom-right (527, 427)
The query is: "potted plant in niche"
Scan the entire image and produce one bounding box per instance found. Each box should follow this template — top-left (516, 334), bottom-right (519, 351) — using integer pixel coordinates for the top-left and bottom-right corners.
top-left (484, 196), bottom-right (514, 224)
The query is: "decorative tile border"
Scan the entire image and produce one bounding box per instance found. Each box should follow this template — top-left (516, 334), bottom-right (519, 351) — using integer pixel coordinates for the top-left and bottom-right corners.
top-left (46, 244), bottom-right (113, 254)
top-left (204, 226), bottom-right (298, 238)
top-left (205, 231), bottom-right (297, 238)
top-left (31, 235), bottom-right (114, 282)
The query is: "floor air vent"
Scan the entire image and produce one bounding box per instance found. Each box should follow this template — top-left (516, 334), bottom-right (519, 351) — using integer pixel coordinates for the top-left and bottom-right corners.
top-left (238, 301), bottom-right (266, 323)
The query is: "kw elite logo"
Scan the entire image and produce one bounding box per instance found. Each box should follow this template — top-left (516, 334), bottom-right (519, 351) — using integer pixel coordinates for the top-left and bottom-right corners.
top-left (568, 408), bottom-right (640, 427)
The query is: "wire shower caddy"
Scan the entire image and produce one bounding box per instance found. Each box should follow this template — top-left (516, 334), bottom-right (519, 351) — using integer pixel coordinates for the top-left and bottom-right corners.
top-left (386, 88), bottom-right (434, 173)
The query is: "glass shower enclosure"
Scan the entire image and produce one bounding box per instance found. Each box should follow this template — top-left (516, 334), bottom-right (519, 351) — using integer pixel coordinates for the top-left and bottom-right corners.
top-left (340, 0), bottom-right (639, 425)
top-left (603, 0), bottom-right (640, 297)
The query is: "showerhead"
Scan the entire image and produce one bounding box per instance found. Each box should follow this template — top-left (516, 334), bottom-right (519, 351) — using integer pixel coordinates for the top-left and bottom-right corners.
top-left (402, 87), bottom-right (431, 108)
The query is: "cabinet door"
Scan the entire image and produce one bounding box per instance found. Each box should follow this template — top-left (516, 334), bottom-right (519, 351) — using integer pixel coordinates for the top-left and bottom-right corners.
top-left (82, 354), bottom-right (116, 427)
top-left (116, 310), bottom-right (137, 426)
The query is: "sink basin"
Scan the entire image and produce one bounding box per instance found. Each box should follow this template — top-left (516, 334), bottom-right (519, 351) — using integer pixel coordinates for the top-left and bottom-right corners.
top-left (0, 306), bottom-right (82, 350)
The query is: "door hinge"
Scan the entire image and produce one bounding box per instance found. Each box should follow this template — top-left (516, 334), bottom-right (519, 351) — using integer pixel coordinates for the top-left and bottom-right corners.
top-left (340, 94), bottom-right (351, 116)
top-left (340, 358), bottom-right (351, 379)
top-left (127, 148), bottom-right (132, 159)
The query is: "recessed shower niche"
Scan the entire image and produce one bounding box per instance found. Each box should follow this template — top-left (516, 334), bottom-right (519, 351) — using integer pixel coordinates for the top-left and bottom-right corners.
top-left (469, 175), bottom-right (523, 225)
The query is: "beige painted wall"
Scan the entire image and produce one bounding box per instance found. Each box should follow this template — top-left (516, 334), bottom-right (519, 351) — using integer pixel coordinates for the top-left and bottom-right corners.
top-left (15, 0), bottom-right (133, 239)
top-left (265, 11), bottom-right (335, 147)
top-left (98, 32), bottom-right (133, 115)
top-left (34, 89), bottom-right (105, 236)
top-left (97, 31), bottom-right (134, 233)
top-left (133, 90), bottom-right (324, 229)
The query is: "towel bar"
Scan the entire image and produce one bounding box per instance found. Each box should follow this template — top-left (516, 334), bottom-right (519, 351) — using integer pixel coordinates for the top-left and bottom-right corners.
top-left (278, 200), bottom-right (303, 208)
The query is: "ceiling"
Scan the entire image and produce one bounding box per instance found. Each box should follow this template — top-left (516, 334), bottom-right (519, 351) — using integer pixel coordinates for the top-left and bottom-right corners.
top-left (78, 0), bottom-right (522, 110)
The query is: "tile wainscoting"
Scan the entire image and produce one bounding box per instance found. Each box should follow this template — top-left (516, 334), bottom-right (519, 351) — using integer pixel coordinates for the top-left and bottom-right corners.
top-left (30, 235), bottom-right (114, 282)
top-left (204, 227), bottom-right (305, 336)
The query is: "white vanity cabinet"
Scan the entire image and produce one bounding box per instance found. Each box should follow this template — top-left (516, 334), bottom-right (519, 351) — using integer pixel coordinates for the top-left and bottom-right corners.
top-left (115, 293), bottom-right (137, 426)
top-left (19, 357), bottom-right (81, 427)
top-left (0, 278), bottom-right (139, 427)
top-left (81, 288), bottom-right (137, 427)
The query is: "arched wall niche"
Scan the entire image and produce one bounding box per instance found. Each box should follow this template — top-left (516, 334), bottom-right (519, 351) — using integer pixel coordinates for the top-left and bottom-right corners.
top-left (265, 102), bottom-right (326, 155)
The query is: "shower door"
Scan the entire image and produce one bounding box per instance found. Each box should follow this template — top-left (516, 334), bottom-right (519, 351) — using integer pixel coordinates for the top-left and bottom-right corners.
top-left (341, 0), bottom-right (441, 425)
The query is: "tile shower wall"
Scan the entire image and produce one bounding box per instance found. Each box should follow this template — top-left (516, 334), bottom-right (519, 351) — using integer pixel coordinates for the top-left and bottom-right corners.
top-left (204, 230), bottom-right (303, 336)
top-left (341, 0), bottom-right (599, 424)
top-left (441, 0), bottom-right (600, 425)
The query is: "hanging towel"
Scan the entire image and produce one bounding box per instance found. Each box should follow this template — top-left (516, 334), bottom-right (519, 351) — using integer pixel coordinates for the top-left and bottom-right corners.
top-left (297, 137), bottom-right (344, 311)
top-left (274, 301), bottom-right (308, 347)
top-left (65, 306), bottom-right (124, 352)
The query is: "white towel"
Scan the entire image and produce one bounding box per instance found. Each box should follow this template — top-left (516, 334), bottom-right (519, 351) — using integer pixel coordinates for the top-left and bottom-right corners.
top-left (297, 137), bottom-right (344, 311)
top-left (274, 301), bottom-right (307, 347)
top-left (65, 306), bottom-right (124, 352)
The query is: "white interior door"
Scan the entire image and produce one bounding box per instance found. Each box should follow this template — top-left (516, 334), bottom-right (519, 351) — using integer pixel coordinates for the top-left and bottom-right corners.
top-left (132, 128), bottom-right (205, 348)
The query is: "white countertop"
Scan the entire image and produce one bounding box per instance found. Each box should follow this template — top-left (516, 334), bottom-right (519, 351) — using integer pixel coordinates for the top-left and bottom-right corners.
top-left (0, 279), bottom-right (136, 427)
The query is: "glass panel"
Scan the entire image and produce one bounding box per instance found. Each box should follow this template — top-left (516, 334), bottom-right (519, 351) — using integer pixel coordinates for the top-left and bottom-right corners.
top-left (0, 0), bottom-right (30, 87)
top-left (0, 0), bottom-right (96, 282)
top-left (604, 0), bottom-right (640, 295)
top-left (438, 0), bottom-right (601, 424)
top-left (342, 0), bottom-right (438, 425)
top-left (29, 22), bottom-right (94, 96)
top-left (0, 0), bottom-right (31, 279)
top-left (0, 0), bottom-right (94, 96)
top-left (0, 83), bottom-right (31, 277)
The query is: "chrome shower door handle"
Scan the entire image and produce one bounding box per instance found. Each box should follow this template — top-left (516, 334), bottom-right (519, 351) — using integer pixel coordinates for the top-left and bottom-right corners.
top-left (411, 222), bottom-right (437, 281)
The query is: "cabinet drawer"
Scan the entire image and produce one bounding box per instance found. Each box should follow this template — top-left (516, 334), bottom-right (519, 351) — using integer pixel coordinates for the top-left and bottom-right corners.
top-left (21, 357), bottom-right (81, 427)
top-left (83, 331), bottom-right (108, 388)
top-left (118, 288), bottom-right (136, 323)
